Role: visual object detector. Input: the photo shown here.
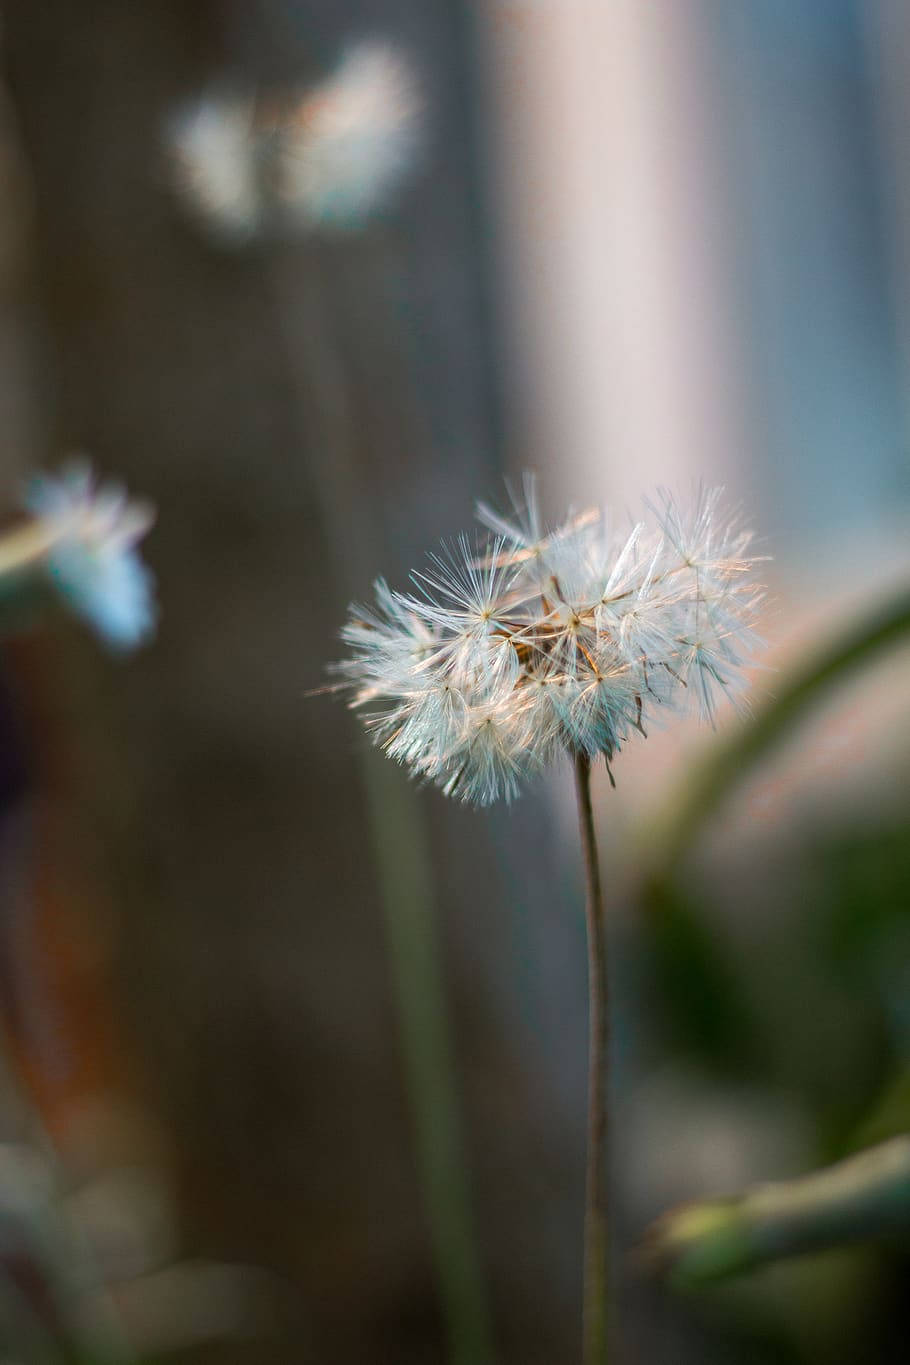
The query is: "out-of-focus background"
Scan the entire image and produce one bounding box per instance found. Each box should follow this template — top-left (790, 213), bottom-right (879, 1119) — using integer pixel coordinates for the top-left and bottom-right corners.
top-left (0, 2), bottom-right (909, 1362)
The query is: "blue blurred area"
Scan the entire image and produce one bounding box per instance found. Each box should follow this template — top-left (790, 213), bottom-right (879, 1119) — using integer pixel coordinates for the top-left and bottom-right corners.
top-left (717, 0), bottom-right (908, 533)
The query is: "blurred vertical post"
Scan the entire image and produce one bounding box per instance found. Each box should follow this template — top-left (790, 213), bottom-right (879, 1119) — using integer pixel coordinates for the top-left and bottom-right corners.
top-left (475, 0), bottom-right (753, 511)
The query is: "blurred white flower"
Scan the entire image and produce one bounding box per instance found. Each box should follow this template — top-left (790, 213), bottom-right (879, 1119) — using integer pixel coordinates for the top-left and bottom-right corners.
top-left (275, 41), bottom-right (422, 229)
top-left (333, 480), bottom-right (765, 805)
top-left (166, 40), bottom-right (423, 242)
top-left (167, 91), bottom-right (261, 242)
top-left (25, 461), bottom-right (156, 650)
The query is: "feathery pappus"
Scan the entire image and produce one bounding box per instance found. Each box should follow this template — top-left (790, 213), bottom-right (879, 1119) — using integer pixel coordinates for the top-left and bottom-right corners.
top-left (332, 479), bottom-right (765, 805)
top-left (166, 40), bottom-right (423, 242)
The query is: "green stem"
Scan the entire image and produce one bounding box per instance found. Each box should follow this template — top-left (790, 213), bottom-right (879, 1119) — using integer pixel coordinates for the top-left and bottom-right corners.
top-left (573, 752), bottom-right (609, 1365)
top-left (363, 753), bottom-right (495, 1365)
top-left (267, 257), bottom-right (495, 1365)
top-left (646, 584), bottom-right (910, 884)
top-left (0, 518), bottom-right (57, 576)
top-left (644, 1135), bottom-right (910, 1287)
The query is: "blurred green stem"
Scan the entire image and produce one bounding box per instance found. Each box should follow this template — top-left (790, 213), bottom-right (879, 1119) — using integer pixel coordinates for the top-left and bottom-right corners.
top-left (573, 753), bottom-right (609, 1365)
top-left (644, 1135), bottom-right (910, 1287)
top-left (268, 258), bottom-right (495, 1365)
top-left (363, 756), bottom-right (495, 1365)
top-left (0, 518), bottom-right (56, 576)
top-left (645, 584), bottom-right (910, 884)
top-left (0, 520), bottom-right (58, 635)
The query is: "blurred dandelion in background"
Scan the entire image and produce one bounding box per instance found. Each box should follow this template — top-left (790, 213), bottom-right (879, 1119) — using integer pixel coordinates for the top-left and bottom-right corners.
top-left (271, 41), bottom-right (423, 230)
top-left (0, 458), bottom-right (156, 651)
top-left (166, 39), bottom-right (423, 243)
top-left (166, 91), bottom-right (262, 243)
top-left (24, 461), bottom-right (156, 650)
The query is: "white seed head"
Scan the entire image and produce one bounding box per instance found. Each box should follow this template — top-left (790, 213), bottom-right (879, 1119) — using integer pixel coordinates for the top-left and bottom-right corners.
top-left (334, 482), bottom-right (765, 805)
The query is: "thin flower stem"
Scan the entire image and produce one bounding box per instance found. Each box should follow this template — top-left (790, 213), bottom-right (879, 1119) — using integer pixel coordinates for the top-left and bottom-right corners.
top-left (644, 583), bottom-right (910, 885)
top-left (0, 519), bottom-right (58, 577)
top-left (573, 751), bottom-right (610, 1365)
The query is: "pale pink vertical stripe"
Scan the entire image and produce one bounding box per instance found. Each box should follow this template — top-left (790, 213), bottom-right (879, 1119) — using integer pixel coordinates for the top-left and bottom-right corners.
top-left (477, 0), bottom-right (752, 512)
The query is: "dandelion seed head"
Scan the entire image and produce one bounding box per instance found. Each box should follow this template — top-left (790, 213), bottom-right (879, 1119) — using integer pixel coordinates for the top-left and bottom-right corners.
top-left (334, 480), bottom-right (765, 805)
top-left (25, 460), bottom-right (156, 650)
